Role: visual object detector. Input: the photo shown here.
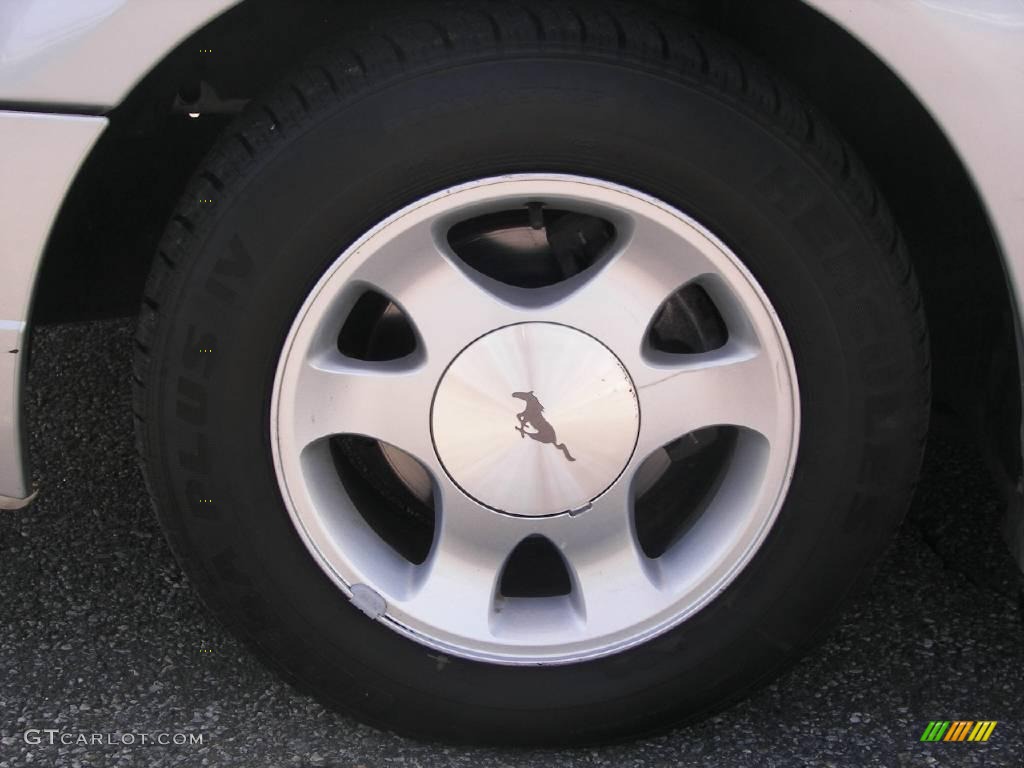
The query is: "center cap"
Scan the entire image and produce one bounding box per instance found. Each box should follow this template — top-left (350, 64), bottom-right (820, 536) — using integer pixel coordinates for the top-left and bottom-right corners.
top-left (431, 323), bottom-right (640, 517)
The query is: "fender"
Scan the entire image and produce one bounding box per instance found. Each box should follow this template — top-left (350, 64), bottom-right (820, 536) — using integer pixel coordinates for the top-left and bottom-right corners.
top-left (803, 0), bottom-right (1024, 569)
top-left (0, 1), bottom-right (240, 503)
top-left (0, 112), bottom-right (105, 505)
top-left (0, 0), bottom-right (241, 111)
top-left (803, 0), bottom-right (1024, 323)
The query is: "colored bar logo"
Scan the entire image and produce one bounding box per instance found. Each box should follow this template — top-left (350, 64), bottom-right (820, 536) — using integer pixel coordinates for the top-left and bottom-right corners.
top-left (920, 721), bottom-right (997, 742)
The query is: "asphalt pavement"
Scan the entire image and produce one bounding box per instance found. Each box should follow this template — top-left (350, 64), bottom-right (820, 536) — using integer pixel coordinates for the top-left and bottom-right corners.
top-left (1, 319), bottom-right (1022, 767)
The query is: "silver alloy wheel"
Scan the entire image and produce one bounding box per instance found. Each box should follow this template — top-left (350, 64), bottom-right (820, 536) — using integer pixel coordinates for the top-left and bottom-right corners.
top-left (271, 175), bottom-right (799, 665)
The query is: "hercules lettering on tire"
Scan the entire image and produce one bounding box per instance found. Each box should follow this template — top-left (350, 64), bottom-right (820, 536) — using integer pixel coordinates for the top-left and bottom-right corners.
top-left (133, 1), bottom-right (928, 745)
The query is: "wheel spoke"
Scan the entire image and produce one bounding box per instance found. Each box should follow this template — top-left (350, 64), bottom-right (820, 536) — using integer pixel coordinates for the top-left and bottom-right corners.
top-left (396, 481), bottom-right (526, 641)
top-left (349, 219), bottom-right (530, 362)
top-left (545, 483), bottom-right (663, 635)
top-left (285, 354), bottom-right (436, 466)
top-left (633, 342), bottom-right (783, 457)
top-left (545, 211), bottom-right (717, 366)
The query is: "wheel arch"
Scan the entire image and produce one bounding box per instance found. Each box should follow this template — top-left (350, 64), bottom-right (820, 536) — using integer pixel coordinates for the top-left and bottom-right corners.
top-left (28, 0), bottom-right (1022, 532)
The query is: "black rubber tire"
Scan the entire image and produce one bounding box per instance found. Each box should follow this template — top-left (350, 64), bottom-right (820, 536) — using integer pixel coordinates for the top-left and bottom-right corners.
top-left (133, 1), bottom-right (930, 745)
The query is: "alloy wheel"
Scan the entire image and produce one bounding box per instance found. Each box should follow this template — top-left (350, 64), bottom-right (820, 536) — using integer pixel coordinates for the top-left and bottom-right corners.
top-left (271, 174), bottom-right (800, 664)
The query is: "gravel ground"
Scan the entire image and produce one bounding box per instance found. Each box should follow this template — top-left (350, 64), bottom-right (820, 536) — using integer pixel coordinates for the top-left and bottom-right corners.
top-left (1, 319), bottom-right (1022, 767)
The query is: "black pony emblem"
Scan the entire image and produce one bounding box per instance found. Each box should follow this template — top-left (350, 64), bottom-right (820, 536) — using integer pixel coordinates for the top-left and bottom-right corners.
top-left (512, 391), bottom-right (575, 462)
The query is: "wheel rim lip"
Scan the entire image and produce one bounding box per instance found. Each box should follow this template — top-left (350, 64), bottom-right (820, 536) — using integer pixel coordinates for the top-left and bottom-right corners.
top-left (270, 173), bottom-right (801, 665)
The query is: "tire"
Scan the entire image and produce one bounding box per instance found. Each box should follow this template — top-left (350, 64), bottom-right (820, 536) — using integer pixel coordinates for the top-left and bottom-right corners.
top-left (133, 1), bottom-right (929, 745)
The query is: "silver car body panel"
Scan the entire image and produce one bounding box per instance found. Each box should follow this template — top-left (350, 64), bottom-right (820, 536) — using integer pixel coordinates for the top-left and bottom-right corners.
top-left (0, 0), bottom-right (240, 109)
top-left (0, 0), bottom-right (1022, 515)
top-left (0, 111), bottom-right (106, 505)
top-left (804, 0), bottom-right (1024, 569)
top-left (806, 0), bottom-right (1024, 320)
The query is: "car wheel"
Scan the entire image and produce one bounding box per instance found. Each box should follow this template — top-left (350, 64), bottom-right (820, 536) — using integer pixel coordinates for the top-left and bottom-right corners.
top-left (133, 1), bottom-right (929, 745)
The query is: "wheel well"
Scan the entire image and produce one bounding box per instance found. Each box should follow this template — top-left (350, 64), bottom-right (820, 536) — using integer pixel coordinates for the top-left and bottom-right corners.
top-left (702, 0), bottom-right (1021, 491)
top-left (31, 0), bottom-right (1020, 485)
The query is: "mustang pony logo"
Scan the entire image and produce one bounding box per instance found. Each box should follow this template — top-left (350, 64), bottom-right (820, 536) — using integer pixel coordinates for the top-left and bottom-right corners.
top-left (512, 391), bottom-right (575, 462)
